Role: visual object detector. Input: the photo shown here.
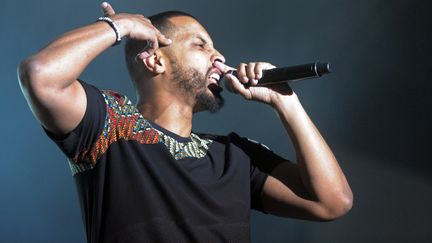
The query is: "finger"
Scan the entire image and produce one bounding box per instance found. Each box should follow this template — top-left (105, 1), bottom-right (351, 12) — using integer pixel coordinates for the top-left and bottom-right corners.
top-left (256, 62), bottom-right (276, 83)
top-left (225, 73), bottom-right (252, 99)
top-left (136, 27), bottom-right (170, 60)
top-left (156, 30), bottom-right (172, 46)
top-left (246, 62), bottom-right (258, 85)
top-left (147, 36), bottom-right (159, 55)
top-left (101, 2), bottom-right (116, 16)
top-left (136, 52), bottom-right (151, 60)
top-left (213, 61), bottom-right (235, 73)
top-left (237, 63), bottom-right (248, 83)
top-left (254, 62), bottom-right (266, 80)
top-left (136, 38), bottom-right (158, 60)
top-left (246, 62), bottom-right (257, 80)
top-left (223, 73), bottom-right (239, 93)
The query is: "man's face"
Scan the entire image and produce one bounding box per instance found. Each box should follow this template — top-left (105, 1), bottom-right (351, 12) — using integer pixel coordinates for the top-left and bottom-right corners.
top-left (165, 16), bottom-right (226, 113)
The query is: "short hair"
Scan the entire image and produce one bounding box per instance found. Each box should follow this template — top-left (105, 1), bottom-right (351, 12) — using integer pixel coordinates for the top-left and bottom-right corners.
top-left (124, 11), bottom-right (197, 83)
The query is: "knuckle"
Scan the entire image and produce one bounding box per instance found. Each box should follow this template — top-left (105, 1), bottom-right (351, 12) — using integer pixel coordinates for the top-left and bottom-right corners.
top-left (254, 64), bottom-right (261, 72)
top-left (153, 42), bottom-right (159, 49)
top-left (247, 65), bottom-right (254, 73)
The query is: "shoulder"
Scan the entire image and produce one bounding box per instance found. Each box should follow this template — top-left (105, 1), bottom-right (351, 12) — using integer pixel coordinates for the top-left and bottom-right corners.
top-left (76, 80), bottom-right (130, 112)
top-left (194, 132), bottom-right (271, 151)
top-left (198, 132), bottom-right (287, 173)
top-left (193, 132), bottom-right (239, 144)
top-left (98, 89), bottom-right (140, 117)
top-left (100, 89), bottom-right (131, 106)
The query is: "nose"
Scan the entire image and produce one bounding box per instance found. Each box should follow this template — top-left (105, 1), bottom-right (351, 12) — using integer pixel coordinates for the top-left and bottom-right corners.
top-left (211, 50), bottom-right (226, 65)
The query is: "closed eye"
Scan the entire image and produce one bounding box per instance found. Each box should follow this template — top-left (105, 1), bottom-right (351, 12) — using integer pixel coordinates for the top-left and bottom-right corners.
top-left (195, 42), bottom-right (205, 48)
top-left (193, 36), bottom-right (213, 49)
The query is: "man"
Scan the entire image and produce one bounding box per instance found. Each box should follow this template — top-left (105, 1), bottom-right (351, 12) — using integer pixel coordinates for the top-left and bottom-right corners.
top-left (18, 2), bottom-right (352, 243)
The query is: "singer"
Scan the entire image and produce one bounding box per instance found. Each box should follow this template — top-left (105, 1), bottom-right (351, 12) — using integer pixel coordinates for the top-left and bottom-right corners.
top-left (18, 2), bottom-right (352, 243)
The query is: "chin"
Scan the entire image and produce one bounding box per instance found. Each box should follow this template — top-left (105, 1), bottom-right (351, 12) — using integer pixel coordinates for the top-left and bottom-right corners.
top-left (194, 90), bottom-right (225, 114)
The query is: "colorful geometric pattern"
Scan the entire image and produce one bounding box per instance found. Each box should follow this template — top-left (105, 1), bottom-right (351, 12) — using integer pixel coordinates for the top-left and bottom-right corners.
top-left (158, 132), bottom-right (213, 160)
top-left (69, 90), bottom-right (213, 175)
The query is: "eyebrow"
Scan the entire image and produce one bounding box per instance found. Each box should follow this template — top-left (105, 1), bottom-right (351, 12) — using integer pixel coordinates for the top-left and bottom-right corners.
top-left (193, 35), bottom-right (213, 46)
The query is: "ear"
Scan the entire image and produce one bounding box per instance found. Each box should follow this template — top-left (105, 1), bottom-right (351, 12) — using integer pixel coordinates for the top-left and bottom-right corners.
top-left (142, 51), bottom-right (165, 75)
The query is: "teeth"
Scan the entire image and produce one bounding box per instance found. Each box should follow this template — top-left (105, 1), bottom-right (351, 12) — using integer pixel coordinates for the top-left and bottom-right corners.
top-left (210, 73), bottom-right (220, 81)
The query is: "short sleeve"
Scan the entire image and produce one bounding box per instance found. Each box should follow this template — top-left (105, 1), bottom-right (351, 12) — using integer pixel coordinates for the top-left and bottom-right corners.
top-left (43, 80), bottom-right (107, 160)
top-left (228, 133), bottom-right (289, 211)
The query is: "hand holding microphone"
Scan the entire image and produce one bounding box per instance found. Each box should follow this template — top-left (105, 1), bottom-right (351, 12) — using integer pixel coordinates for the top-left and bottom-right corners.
top-left (213, 61), bottom-right (332, 103)
top-left (217, 61), bottom-right (332, 91)
top-left (228, 62), bottom-right (331, 86)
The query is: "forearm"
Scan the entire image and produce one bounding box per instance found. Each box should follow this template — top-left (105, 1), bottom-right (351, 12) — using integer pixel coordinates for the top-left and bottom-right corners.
top-left (19, 20), bottom-right (121, 90)
top-left (273, 95), bottom-right (353, 213)
top-left (17, 4), bottom-right (171, 136)
top-left (221, 60), bottom-right (352, 219)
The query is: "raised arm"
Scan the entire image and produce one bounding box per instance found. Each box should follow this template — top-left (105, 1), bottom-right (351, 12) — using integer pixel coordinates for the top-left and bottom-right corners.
top-left (18, 2), bottom-right (171, 136)
top-left (220, 61), bottom-right (353, 221)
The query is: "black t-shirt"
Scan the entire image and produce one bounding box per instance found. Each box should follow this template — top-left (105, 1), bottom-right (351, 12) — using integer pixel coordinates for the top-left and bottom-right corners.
top-left (46, 81), bottom-right (286, 243)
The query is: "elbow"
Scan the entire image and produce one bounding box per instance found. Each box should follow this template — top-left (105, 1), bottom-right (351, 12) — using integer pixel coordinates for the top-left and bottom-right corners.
top-left (334, 192), bottom-right (354, 219)
top-left (321, 191), bottom-right (354, 221)
top-left (18, 57), bottom-right (47, 91)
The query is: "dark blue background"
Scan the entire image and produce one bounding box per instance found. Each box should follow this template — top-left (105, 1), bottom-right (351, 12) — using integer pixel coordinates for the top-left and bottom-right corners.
top-left (2, 0), bottom-right (431, 242)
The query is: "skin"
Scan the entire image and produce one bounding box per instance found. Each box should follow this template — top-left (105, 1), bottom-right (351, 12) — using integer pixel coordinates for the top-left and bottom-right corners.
top-left (18, 2), bottom-right (353, 221)
top-left (134, 15), bottom-right (227, 136)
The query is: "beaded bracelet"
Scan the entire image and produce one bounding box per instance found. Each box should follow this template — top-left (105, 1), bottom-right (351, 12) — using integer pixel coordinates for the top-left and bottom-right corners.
top-left (97, 16), bottom-right (122, 46)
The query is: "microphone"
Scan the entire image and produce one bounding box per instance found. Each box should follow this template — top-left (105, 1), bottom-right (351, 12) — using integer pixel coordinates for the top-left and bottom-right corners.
top-left (224, 62), bottom-right (332, 88)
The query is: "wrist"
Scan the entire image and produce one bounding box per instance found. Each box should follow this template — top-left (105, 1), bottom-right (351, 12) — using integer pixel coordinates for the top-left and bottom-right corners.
top-left (270, 91), bottom-right (298, 107)
top-left (110, 15), bottom-right (131, 39)
top-left (97, 16), bottom-right (122, 45)
top-left (271, 93), bottom-right (304, 119)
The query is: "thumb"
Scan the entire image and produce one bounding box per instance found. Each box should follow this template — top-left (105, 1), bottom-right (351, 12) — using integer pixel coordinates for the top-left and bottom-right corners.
top-left (156, 31), bottom-right (172, 46)
top-left (101, 2), bottom-right (116, 16)
top-left (213, 61), bottom-right (235, 73)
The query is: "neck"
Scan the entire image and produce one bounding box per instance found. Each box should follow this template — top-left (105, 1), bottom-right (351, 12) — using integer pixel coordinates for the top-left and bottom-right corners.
top-left (136, 87), bottom-right (195, 138)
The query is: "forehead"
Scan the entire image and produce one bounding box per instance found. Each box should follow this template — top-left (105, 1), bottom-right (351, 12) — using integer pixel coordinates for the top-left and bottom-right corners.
top-left (169, 16), bottom-right (213, 43)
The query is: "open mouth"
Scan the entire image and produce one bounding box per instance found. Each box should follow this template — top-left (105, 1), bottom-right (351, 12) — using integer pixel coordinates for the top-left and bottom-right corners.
top-left (208, 83), bottom-right (223, 93)
top-left (207, 72), bottom-right (220, 84)
top-left (207, 69), bottom-right (223, 93)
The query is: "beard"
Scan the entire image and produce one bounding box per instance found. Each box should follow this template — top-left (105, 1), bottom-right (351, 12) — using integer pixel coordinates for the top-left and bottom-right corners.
top-left (170, 61), bottom-right (224, 113)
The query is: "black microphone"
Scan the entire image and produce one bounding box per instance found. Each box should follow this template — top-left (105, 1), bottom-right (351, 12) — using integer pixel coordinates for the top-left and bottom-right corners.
top-left (224, 62), bottom-right (332, 88)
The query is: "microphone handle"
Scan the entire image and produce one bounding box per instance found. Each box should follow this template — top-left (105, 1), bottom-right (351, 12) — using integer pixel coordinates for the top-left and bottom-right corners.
top-left (228, 62), bottom-right (332, 86)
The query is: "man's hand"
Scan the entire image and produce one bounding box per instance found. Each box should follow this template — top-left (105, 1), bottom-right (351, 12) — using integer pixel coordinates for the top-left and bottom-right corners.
top-left (18, 2), bottom-right (173, 136)
top-left (215, 59), bottom-right (353, 220)
top-left (216, 61), bottom-right (296, 106)
top-left (100, 2), bottom-right (172, 59)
